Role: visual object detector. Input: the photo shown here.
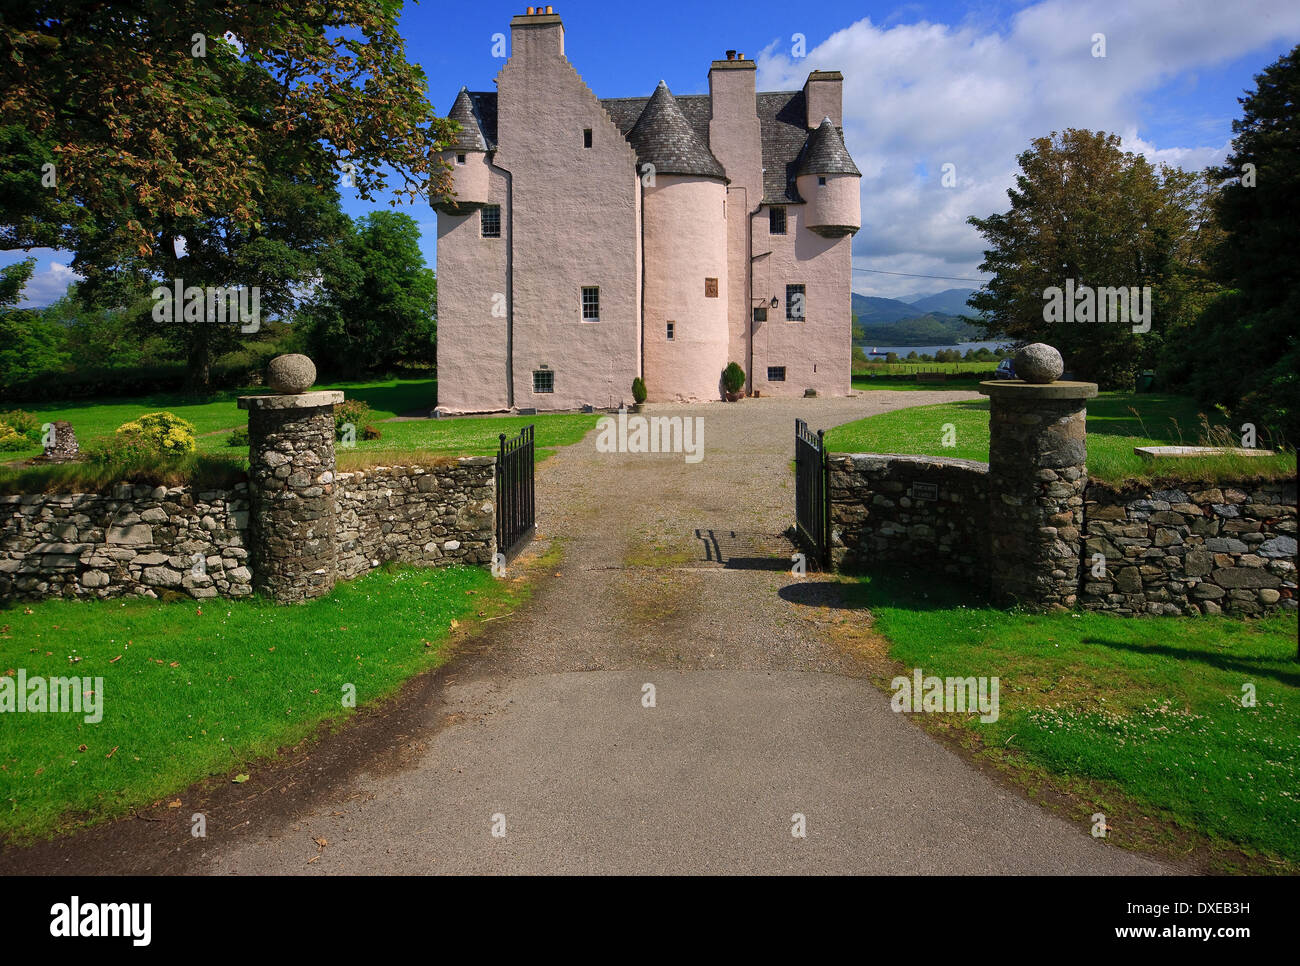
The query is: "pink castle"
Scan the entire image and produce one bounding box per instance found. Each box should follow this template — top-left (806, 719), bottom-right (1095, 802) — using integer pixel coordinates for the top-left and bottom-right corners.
top-left (433, 7), bottom-right (861, 413)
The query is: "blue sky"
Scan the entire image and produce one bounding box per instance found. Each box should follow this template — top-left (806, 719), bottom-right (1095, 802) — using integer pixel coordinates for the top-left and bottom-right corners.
top-left (7, 0), bottom-right (1300, 305)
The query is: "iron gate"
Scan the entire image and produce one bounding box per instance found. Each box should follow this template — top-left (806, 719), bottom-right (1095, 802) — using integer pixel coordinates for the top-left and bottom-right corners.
top-left (795, 418), bottom-right (829, 568)
top-left (496, 424), bottom-right (535, 562)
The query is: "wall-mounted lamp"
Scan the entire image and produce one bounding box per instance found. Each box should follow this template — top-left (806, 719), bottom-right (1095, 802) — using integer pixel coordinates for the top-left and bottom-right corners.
top-left (769, 296), bottom-right (778, 307)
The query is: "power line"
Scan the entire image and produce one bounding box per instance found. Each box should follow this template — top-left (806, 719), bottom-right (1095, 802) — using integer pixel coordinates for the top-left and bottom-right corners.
top-left (852, 267), bottom-right (990, 283)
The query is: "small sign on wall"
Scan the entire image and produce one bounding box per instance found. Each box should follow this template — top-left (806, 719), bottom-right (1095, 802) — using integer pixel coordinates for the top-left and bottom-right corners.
top-left (912, 482), bottom-right (939, 501)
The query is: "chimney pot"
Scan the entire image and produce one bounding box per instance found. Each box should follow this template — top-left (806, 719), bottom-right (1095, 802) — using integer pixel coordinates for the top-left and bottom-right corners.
top-left (526, 6), bottom-right (534, 13)
top-left (545, 4), bottom-right (553, 12)
top-left (738, 53), bottom-right (745, 60)
top-left (726, 49), bottom-right (735, 60)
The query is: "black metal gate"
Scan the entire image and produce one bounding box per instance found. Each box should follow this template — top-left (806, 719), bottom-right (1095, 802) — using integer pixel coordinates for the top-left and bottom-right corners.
top-left (795, 418), bottom-right (829, 568)
top-left (496, 424), bottom-right (535, 562)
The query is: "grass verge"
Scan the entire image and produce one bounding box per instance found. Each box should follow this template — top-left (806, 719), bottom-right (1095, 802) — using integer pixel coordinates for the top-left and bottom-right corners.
top-left (0, 564), bottom-right (521, 843)
top-left (845, 570), bottom-right (1299, 871)
top-left (825, 392), bottom-right (1296, 485)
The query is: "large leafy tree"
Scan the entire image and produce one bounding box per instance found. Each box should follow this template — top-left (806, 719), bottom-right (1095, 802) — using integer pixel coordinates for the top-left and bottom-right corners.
top-left (301, 210), bottom-right (436, 376)
top-left (967, 129), bottom-right (1211, 388)
top-left (0, 1), bottom-right (455, 385)
top-left (0, 258), bottom-right (70, 391)
top-left (1167, 46), bottom-right (1299, 443)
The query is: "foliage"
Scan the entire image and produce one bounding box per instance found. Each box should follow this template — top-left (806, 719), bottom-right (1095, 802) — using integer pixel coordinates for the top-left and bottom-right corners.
top-left (301, 211), bottom-right (437, 376)
top-left (632, 376), bottom-right (647, 404)
top-left (334, 399), bottom-right (374, 440)
top-left (722, 361), bottom-right (746, 394)
top-left (225, 426), bottom-right (249, 448)
top-left (1164, 46), bottom-right (1300, 444)
top-left (967, 129), bottom-right (1214, 389)
top-left (113, 411), bottom-right (197, 457)
top-left (0, 259), bottom-right (70, 392)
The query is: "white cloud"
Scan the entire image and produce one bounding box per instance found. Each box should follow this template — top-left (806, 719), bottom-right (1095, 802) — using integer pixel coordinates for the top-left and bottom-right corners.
top-left (757, 0), bottom-right (1300, 297)
top-left (20, 261), bottom-right (81, 308)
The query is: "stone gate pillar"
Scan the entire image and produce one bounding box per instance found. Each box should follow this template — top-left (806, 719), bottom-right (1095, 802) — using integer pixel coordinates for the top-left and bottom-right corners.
top-left (238, 355), bottom-right (343, 603)
top-left (979, 344), bottom-right (1097, 611)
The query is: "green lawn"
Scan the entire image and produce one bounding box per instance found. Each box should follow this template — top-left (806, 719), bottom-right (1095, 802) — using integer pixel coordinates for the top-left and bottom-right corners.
top-left (848, 571), bottom-right (1300, 867)
top-left (851, 373), bottom-right (994, 392)
top-left (0, 378), bottom-right (600, 491)
top-left (0, 564), bottom-right (518, 842)
top-left (825, 391), bottom-right (1296, 485)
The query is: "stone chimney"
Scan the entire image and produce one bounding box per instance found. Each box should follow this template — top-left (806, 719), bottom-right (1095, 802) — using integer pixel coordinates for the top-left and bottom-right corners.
top-left (709, 51), bottom-right (756, 122)
top-left (803, 70), bottom-right (843, 128)
top-left (510, 7), bottom-right (564, 61)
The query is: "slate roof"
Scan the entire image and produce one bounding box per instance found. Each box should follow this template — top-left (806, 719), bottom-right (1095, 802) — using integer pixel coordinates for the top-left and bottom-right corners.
top-left (447, 87), bottom-right (492, 152)
top-left (450, 83), bottom-right (858, 204)
top-left (625, 82), bottom-right (726, 180)
top-left (797, 116), bottom-right (862, 177)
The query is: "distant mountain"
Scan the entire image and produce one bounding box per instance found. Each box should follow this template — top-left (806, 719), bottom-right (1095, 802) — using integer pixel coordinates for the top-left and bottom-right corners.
top-left (853, 311), bottom-right (985, 347)
top-left (906, 287), bottom-right (980, 316)
top-left (851, 292), bottom-right (920, 325)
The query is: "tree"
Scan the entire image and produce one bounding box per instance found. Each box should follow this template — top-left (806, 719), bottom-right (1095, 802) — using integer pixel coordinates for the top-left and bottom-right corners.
top-left (0, 259), bottom-right (69, 391)
top-left (1166, 46), bottom-right (1299, 443)
top-left (301, 211), bottom-right (437, 375)
top-left (968, 129), bottom-right (1209, 388)
top-left (0, 1), bottom-right (454, 385)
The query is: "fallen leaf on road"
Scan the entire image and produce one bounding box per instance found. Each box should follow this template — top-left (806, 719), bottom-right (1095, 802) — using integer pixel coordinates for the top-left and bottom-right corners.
top-left (307, 854), bottom-right (320, 864)
top-left (167, 799), bottom-right (182, 809)
top-left (449, 619), bottom-right (459, 629)
top-left (313, 837), bottom-right (328, 849)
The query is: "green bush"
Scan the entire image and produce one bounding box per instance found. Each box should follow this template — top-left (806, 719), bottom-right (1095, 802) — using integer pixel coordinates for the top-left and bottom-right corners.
top-left (334, 399), bottom-right (373, 440)
top-left (0, 408), bottom-right (40, 450)
top-left (114, 411), bottom-right (197, 457)
top-left (225, 425), bottom-right (250, 448)
top-left (631, 377), bottom-right (647, 404)
top-left (722, 362), bottom-right (746, 394)
top-left (0, 424), bottom-right (28, 451)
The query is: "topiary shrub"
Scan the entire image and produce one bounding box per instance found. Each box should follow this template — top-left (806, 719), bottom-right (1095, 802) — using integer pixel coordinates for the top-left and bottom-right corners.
top-left (334, 399), bottom-right (372, 441)
top-left (114, 411), bottom-right (197, 456)
top-left (632, 376), bottom-right (647, 405)
top-left (722, 362), bottom-right (746, 395)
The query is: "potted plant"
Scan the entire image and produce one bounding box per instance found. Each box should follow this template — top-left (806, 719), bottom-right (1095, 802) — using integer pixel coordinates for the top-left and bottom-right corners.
top-left (722, 362), bottom-right (746, 401)
top-left (631, 376), bottom-right (647, 413)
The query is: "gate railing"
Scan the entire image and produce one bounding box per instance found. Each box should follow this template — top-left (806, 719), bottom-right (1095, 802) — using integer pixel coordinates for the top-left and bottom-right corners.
top-left (795, 418), bottom-right (830, 568)
top-left (496, 424), bottom-right (535, 561)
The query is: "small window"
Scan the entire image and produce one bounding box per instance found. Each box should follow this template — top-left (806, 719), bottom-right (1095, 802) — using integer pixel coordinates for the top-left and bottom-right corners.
top-left (583, 128), bottom-right (593, 148)
top-left (533, 370), bottom-right (554, 393)
top-left (786, 283), bottom-right (805, 321)
top-left (767, 366), bottom-right (786, 382)
top-left (769, 207), bottom-right (787, 235)
top-left (752, 307), bottom-right (767, 323)
top-left (456, 153), bottom-right (467, 165)
top-left (704, 277), bottom-right (719, 298)
top-left (481, 205), bottom-right (501, 238)
top-left (581, 286), bottom-right (600, 321)
top-left (818, 176), bottom-right (827, 186)
top-left (666, 321), bottom-right (675, 341)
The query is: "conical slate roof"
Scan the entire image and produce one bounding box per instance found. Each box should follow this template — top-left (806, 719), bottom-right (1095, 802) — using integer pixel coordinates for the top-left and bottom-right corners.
top-left (447, 87), bottom-right (489, 152)
top-left (627, 82), bottom-right (727, 180)
top-left (797, 116), bottom-right (860, 177)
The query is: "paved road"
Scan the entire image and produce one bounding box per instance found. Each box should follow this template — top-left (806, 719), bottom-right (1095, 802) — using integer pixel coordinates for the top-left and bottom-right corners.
top-left (184, 392), bottom-right (1167, 875)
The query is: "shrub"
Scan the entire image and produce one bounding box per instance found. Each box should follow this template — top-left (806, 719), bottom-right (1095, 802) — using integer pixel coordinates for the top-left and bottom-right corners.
top-left (0, 409), bottom-right (40, 441)
top-left (334, 399), bottom-right (373, 440)
top-left (722, 362), bottom-right (746, 394)
top-left (632, 377), bottom-right (647, 404)
top-left (0, 424), bottom-right (28, 451)
top-left (114, 411), bottom-right (197, 457)
top-left (362, 424), bottom-right (382, 441)
top-left (226, 425), bottom-right (250, 447)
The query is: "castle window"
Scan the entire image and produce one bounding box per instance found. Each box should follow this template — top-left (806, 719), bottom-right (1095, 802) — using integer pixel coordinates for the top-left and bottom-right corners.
top-left (666, 321), bottom-right (675, 340)
top-left (533, 370), bottom-right (554, 393)
top-left (481, 205), bottom-right (501, 238)
top-left (584, 128), bottom-right (593, 148)
top-left (456, 154), bottom-right (466, 165)
top-left (767, 366), bottom-right (786, 382)
top-left (786, 283), bottom-right (805, 321)
top-left (704, 277), bottom-right (719, 298)
top-left (752, 307), bottom-right (767, 323)
top-left (818, 176), bottom-right (827, 186)
top-left (769, 207), bottom-right (787, 235)
top-left (581, 286), bottom-right (600, 321)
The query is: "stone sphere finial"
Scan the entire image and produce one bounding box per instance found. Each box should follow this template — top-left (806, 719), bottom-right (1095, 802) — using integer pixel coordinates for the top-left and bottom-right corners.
top-left (267, 354), bottom-right (317, 394)
top-left (1014, 343), bottom-right (1064, 384)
